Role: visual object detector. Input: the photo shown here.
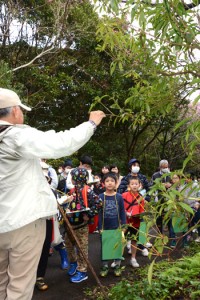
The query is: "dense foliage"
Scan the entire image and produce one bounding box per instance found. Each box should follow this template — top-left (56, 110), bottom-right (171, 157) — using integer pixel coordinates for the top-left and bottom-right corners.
top-left (92, 0), bottom-right (200, 173)
top-left (85, 242), bottom-right (200, 300)
top-left (0, 0), bottom-right (199, 174)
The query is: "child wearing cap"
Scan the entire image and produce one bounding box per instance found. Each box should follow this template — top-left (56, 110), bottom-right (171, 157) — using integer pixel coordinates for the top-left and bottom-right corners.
top-left (63, 167), bottom-right (102, 283)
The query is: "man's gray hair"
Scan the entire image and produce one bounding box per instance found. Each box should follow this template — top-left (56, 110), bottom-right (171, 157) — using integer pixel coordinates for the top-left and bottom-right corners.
top-left (159, 159), bottom-right (169, 167)
top-left (0, 107), bottom-right (12, 118)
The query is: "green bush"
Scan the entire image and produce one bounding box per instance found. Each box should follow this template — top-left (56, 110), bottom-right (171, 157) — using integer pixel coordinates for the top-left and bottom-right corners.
top-left (95, 243), bottom-right (200, 300)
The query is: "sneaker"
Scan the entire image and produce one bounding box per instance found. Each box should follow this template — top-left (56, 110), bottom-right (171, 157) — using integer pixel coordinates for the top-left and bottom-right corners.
top-left (67, 262), bottom-right (77, 276)
top-left (127, 240), bottom-right (131, 250)
top-left (113, 265), bottom-right (121, 277)
top-left (195, 236), bottom-right (200, 242)
top-left (35, 277), bottom-right (48, 291)
top-left (170, 240), bottom-right (176, 248)
top-left (111, 260), bottom-right (117, 268)
top-left (141, 248), bottom-right (149, 256)
top-left (100, 266), bottom-right (109, 277)
top-left (130, 258), bottom-right (139, 268)
top-left (70, 271), bottom-right (88, 283)
top-left (145, 242), bottom-right (152, 248)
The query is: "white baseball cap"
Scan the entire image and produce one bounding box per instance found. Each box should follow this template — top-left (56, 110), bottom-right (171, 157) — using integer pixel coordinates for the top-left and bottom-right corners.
top-left (0, 88), bottom-right (31, 111)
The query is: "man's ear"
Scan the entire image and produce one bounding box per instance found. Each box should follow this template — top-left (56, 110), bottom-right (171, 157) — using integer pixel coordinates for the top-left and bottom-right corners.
top-left (11, 106), bottom-right (18, 118)
top-left (11, 106), bottom-right (16, 115)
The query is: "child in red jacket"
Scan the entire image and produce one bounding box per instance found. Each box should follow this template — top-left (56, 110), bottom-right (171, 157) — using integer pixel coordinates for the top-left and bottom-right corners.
top-left (122, 176), bottom-right (145, 268)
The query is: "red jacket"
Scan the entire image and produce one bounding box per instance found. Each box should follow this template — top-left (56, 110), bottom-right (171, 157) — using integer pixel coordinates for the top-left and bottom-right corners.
top-left (122, 191), bottom-right (145, 228)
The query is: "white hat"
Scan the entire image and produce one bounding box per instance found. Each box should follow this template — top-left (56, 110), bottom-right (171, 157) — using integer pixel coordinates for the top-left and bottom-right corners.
top-left (0, 88), bottom-right (31, 111)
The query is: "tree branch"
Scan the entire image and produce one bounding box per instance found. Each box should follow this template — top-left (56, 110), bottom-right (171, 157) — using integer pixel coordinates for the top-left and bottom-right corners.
top-left (121, 0), bottom-right (200, 10)
top-left (158, 70), bottom-right (200, 78)
top-left (10, 46), bottom-right (55, 73)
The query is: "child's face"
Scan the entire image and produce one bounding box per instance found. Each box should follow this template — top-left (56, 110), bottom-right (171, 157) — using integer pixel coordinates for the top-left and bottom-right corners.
top-left (94, 175), bottom-right (100, 186)
top-left (102, 166), bottom-right (109, 174)
top-left (94, 175), bottom-right (100, 181)
top-left (104, 177), bottom-right (116, 191)
top-left (129, 179), bottom-right (140, 192)
top-left (111, 167), bottom-right (118, 174)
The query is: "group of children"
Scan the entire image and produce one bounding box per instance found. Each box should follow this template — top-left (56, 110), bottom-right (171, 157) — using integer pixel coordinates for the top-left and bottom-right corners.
top-left (40, 157), bottom-right (200, 288)
top-left (39, 158), bottom-right (200, 288)
top-left (59, 167), bottom-right (147, 282)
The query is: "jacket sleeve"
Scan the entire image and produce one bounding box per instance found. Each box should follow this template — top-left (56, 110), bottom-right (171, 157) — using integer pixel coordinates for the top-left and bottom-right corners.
top-left (139, 198), bottom-right (145, 213)
top-left (87, 188), bottom-right (102, 217)
top-left (117, 175), bottom-right (129, 194)
top-left (48, 167), bottom-right (58, 189)
top-left (118, 194), bottom-right (126, 226)
top-left (98, 194), bottom-right (104, 230)
top-left (141, 174), bottom-right (149, 192)
top-left (149, 173), bottom-right (156, 186)
top-left (122, 192), bottom-right (127, 212)
top-left (140, 174), bottom-right (151, 202)
top-left (66, 169), bottom-right (74, 190)
top-left (10, 121), bottom-right (94, 159)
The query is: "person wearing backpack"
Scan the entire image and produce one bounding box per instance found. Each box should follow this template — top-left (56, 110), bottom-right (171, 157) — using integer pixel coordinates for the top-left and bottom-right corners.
top-left (62, 167), bottom-right (102, 283)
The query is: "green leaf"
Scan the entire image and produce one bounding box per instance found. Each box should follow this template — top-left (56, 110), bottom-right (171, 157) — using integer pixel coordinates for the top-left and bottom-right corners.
top-left (163, 235), bottom-right (169, 244)
top-left (178, 202), bottom-right (194, 215)
top-left (110, 0), bottom-right (120, 14)
top-left (182, 155), bottom-right (192, 171)
top-left (148, 258), bottom-right (156, 285)
top-left (154, 237), bottom-right (164, 254)
top-left (110, 61), bottom-right (117, 75)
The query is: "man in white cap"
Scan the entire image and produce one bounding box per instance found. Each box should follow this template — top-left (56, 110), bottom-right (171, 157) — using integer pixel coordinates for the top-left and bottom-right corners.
top-left (0, 88), bottom-right (105, 300)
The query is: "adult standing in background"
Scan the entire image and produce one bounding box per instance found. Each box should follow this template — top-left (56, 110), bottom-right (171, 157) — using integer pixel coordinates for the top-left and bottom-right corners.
top-left (150, 159), bottom-right (171, 234)
top-left (0, 88), bottom-right (105, 300)
top-left (118, 158), bottom-right (150, 202)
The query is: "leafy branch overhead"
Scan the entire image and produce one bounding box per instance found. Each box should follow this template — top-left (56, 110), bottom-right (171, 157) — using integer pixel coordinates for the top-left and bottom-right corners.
top-left (92, 0), bottom-right (200, 163)
top-left (0, 0), bottom-right (200, 173)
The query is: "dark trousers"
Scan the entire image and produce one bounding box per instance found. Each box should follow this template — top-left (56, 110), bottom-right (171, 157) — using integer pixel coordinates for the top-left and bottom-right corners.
top-left (37, 219), bottom-right (53, 278)
top-left (192, 208), bottom-right (200, 236)
top-left (156, 215), bottom-right (163, 233)
top-left (167, 218), bottom-right (176, 239)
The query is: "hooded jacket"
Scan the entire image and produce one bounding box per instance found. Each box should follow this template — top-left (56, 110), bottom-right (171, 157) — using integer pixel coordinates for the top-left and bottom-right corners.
top-left (0, 120), bottom-right (94, 233)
